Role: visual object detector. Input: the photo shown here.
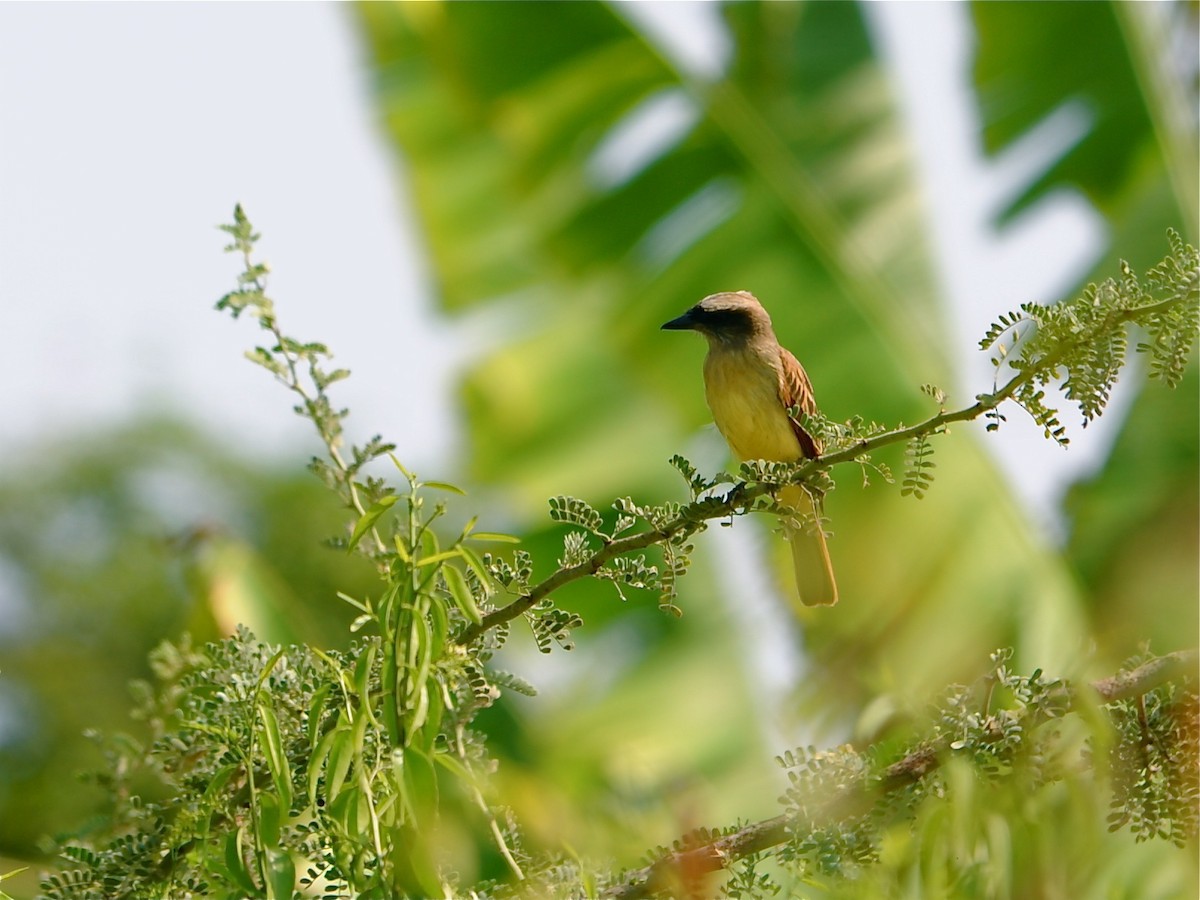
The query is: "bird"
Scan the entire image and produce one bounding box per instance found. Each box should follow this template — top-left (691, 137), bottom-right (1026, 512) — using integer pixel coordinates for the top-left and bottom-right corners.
top-left (661, 290), bottom-right (838, 607)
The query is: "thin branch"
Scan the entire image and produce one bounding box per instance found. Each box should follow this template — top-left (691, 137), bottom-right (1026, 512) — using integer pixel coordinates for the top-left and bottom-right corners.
top-left (604, 650), bottom-right (1198, 900)
top-left (455, 291), bottom-right (1190, 647)
top-left (229, 234), bottom-right (388, 558)
top-left (1090, 648), bottom-right (1199, 703)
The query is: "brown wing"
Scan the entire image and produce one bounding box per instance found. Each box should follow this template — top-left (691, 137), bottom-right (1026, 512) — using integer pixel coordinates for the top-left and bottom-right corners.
top-left (777, 346), bottom-right (822, 458)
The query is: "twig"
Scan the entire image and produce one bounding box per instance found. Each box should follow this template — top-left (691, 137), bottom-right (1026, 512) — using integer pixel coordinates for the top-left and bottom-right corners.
top-left (455, 290), bottom-right (1189, 647)
top-left (1090, 649), bottom-right (1198, 703)
top-left (604, 650), bottom-right (1198, 899)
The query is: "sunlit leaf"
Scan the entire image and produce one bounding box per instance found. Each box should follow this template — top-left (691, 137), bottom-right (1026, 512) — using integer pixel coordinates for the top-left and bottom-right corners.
top-left (423, 480), bottom-right (467, 495)
top-left (257, 702), bottom-right (292, 812)
top-left (442, 564), bottom-right (482, 625)
top-left (468, 531), bottom-right (522, 543)
top-left (347, 494), bottom-right (399, 553)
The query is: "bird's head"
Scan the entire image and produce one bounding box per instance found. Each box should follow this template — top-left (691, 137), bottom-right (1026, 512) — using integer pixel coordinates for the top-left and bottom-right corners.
top-left (660, 290), bottom-right (774, 345)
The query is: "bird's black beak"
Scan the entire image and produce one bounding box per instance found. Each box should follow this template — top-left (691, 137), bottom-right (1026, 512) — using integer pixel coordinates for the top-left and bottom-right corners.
top-left (661, 309), bottom-right (697, 331)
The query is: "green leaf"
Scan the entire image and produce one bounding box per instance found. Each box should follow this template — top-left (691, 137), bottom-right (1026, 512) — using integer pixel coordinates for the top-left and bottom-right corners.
top-left (467, 531), bottom-right (522, 543)
top-left (431, 750), bottom-right (473, 784)
top-left (971, 1), bottom-right (1195, 236)
top-left (395, 745), bottom-right (440, 828)
top-left (256, 789), bottom-right (281, 849)
top-left (403, 615), bottom-right (435, 736)
top-left (393, 533), bottom-right (412, 563)
top-left (390, 824), bottom-right (445, 899)
top-left (388, 452), bottom-right (415, 481)
top-left (198, 764), bottom-right (239, 840)
top-left (427, 593), bottom-right (449, 660)
top-left (257, 702), bottom-right (292, 812)
top-left (418, 675), bottom-right (445, 755)
top-left (325, 719), bottom-right (357, 804)
top-left (457, 545), bottom-right (495, 597)
top-left (264, 847), bottom-right (295, 900)
top-left (415, 547), bottom-right (462, 568)
top-left (419, 527), bottom-right (442, 562)
top-left (223, 827), bottom-right (259, 896)
top-left (352, 642), bottom-right (381, 730)
top-left (382, 640), bottom-right (401, 746)
top-left (327, 784), bottom-right (365, 836)
top-left (441, 563), bottom-right (482, 625)
top-left (347, 494), bottom-right (399, 553)
top-left (307, 725), bottom-right (341, 809)
top-left (253, 648), bottom-right (287, 693)
top-left (335, 590), bottom-right (370, 612)
top-left (422, 480), bottom-right (466, 495)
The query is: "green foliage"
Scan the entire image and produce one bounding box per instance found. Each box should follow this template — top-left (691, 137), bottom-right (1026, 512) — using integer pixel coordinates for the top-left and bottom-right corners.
top-left (0, 417), bottom-right (377, 865)
top-left (218, 203), bottom-right (394, 531)
top-left (760, 648), bottom-right (1198, 894)
top-left (349, 2), bottom-right (1200, 757)
top-left (979, 231), bottom-right (1199, 445)
top-left (353, 0), bottom-right (953, 564)
top-left (971, 0), bottom-right (1198, 242)
top-left (613, 649), bottom-right (1197, 900)
top-left (40, 629), bottom-right (480, 899)
top-left (39, 215), bottom-right (528, 898)
top-left (6, 5), bottom-right (1194, 897)
top-left (1106, 651), bottom-right (1200, 848)
top-left (1140, 233), bottom-right (1200, 388)
top-left (37, 212), bottom-right (1197, 900)
top-left (899, 435), bottom-right (935, 499)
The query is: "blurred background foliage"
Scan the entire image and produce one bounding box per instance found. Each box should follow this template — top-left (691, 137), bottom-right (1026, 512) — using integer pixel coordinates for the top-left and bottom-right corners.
top-left (0, 422), bottom-right (379, 864)
top-left (1, 1), bottom-right (1196, 895)
top-left (354, 0), bottom-right (1197, 874)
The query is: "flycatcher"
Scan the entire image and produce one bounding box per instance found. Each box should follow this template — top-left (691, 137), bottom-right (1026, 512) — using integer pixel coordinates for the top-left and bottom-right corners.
top-left (662, 290), bottom-right (838, 606)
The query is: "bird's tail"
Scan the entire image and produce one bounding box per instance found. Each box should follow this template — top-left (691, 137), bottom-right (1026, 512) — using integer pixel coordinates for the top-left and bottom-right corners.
top-left (780, 485), bottom-right (838, 607)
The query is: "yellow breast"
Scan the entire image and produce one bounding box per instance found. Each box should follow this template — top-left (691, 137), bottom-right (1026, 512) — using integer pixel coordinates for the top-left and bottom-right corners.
top-left (702, 347), bottom-right (802, 462)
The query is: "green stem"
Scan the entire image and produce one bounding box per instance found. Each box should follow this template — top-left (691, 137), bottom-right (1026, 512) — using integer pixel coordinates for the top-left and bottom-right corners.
top-left (240, 247), bottom-right (387, 561)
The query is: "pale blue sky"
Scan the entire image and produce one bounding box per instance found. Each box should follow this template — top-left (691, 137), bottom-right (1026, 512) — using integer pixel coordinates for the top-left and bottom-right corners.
top-left (1, 3), bottom-right (461, 470)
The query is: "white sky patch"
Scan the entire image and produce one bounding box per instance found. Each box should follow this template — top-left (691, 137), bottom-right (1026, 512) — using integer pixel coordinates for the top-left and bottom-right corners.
top-left (612, 0), bottom-right (731, 80)
top-left (0, 4), bottom-right (460, 473)
top-left (868, 2), bottom-right (1116, 541)
top-left (683, 422), bottom-right (815, 750)
top-left (635, 177), bottom-right (742, 271)
top-left (587, 88), bottom-right (700, 189)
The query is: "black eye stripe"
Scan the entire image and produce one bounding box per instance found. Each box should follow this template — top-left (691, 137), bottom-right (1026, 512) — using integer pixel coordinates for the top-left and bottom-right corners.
top-left (695, 307), bottom-right (755, 335)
